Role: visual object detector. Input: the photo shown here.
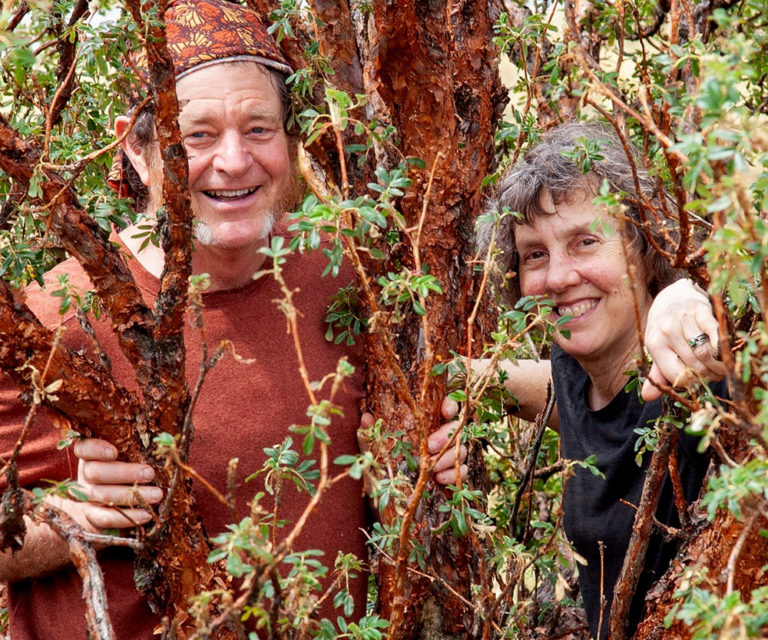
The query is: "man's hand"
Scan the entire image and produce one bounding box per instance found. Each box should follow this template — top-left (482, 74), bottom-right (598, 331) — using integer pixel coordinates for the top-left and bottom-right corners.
top-left (0, 441), bottom-right (162, 582)
top-left (358, 398), bottom-right (468, 486)
top-left (72, 438), bottom-right (163, 530)
top-left (642, 279), bottom-right (728, 401)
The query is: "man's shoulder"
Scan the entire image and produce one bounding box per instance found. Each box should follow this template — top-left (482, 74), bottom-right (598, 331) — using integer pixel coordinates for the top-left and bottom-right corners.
top-left (23, 257), bottom-right (91, 325)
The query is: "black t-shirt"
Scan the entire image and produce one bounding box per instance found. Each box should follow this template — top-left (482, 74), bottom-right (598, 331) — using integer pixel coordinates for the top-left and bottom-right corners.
top-left (552, 345), bottom-right (727, 639)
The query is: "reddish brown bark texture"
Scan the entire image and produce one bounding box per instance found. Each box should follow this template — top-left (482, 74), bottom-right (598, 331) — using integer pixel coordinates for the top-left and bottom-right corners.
top-left (267, 0), bottom-right (505, 636)
top-left (365, 2), bottom-right (504, 638)
top-left (0, 132), bottom-right (219, 639)
top-left (0, 281), bottom-right (144, 456)
top-left (311, 0), bottom-right (362, 94)
top-left (636, 510), bottom-right (768, 639)
top-left (633, 420), bottom-right (768, 640)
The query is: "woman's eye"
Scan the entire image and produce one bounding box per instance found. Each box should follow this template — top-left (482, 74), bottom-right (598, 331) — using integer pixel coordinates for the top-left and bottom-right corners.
top-left (523, 250), bottom-right (547, 262)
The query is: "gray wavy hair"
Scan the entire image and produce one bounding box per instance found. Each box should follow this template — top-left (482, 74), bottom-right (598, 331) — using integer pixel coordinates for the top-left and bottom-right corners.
top-left (478, 121), bottom-right (681, 305)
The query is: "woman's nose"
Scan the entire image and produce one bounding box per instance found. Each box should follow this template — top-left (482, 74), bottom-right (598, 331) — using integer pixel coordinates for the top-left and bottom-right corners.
top-left (544, 253), bottom-right (581, 292)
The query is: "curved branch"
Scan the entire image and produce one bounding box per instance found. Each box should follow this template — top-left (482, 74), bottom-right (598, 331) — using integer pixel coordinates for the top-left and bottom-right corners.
top-left (124, 0), bottom-right (193, 439)
top-left (7, 1), bottom-right (30, 32)
top-left (0, 279), bottom-right (146, 458)
top-left (27, 492), bottom-right (116, 640)
top-left (47, 0), bottom-right (89, 129)
top-left (626, 1), bottom-right (669, 40)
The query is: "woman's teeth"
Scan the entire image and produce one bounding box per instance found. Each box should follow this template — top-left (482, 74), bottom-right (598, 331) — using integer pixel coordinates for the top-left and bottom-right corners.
top-left (557, 300), bottom-right (597, 318)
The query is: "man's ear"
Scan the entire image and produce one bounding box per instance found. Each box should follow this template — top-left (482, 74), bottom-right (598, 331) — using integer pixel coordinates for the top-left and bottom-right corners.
top-left (115, 115), bottom-right (151, 186)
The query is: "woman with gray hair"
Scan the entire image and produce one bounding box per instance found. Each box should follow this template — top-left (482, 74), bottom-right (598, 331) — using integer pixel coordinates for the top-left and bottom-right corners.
top-left (474, 121), bottom-right (727, 638)
top-left (482, 121), bottom-right (680, 305)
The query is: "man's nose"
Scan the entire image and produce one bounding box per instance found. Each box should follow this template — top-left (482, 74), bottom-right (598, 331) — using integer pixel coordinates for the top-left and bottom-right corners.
top-left (212, 131), bottom-right (253, 175)
top-left (544, 252), bottom-right (580, 292)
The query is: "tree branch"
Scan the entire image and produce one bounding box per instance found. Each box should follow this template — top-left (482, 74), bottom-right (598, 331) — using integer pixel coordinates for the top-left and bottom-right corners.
top-left (609, 420), bottom-right (678, 640)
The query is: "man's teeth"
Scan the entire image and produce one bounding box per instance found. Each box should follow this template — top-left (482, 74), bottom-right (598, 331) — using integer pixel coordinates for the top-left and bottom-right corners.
top-left (557, 300), bottom-right (596, 318)
top-left (206, 188), bottom-right (256, 198)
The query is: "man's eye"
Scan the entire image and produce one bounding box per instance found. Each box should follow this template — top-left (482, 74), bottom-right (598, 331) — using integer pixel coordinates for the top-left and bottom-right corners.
top-left (251, 127), bottom-right (266, 135)
top-left (187, 131), bottom-right (208, 139)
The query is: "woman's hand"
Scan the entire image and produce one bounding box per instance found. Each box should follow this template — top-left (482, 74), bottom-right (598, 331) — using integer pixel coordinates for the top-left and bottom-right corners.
top-left (358, 398), bottom-right (468, 486)
top-left (642, 279), bottom-right (728, 401)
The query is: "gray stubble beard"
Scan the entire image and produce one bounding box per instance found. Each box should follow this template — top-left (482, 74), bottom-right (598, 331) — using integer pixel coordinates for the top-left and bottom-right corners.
top-left (193, 209), bottom-right (277, 246)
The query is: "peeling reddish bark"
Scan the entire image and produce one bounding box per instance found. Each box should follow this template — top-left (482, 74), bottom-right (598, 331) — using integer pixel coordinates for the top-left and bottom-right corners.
top-left (123, 0), bottom-right (192, 436)
top-left (359, 1), bottom-right (503, 638)
top-left (245, 0), bottom-right (311, 71)
top-left (636, 510), bottom-right (768, 639)
top-left (49, 0), bottom-right (88, 129)
top-left (309, 0), bottom-right (363, 95)
top-left (0, 117), bottom-right (157, 384)
top-left (0, 214), bottom-right (224, 639)
top-left (0, 279), bottom-right (144, 458)
top-left (633, 414), bottom-right (768, 640)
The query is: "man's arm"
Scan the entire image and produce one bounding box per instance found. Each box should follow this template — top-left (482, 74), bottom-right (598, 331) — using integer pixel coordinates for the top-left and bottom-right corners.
top-left (0, 497), bottom-right (96, 582)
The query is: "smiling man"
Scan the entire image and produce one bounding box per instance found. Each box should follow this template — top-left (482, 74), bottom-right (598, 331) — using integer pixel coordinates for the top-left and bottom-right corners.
top-left (0, 2), bottom-right (469, 635)
top-left (0, 2), bottom-right (367, 637)
top-left (116, 60), bottom-right (295, 289)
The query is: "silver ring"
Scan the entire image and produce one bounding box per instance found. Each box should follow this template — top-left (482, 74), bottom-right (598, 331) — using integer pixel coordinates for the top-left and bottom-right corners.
top-left (688, 333), bottom-right (710, 350)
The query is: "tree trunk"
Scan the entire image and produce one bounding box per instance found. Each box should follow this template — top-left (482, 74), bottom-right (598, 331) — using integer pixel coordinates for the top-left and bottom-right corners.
top-left (266, 0), bottom-right (505, 636)
top-left (360, 2), bottom-right (504, 638)
top-left (634, 413), bottom-right (768, 640)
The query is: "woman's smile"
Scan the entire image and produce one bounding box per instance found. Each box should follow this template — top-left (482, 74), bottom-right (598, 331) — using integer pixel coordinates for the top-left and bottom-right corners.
top-left (554, 298), bottom-right (599, 321)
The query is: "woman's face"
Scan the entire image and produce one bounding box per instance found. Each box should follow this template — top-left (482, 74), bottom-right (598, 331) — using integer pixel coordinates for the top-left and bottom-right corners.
top-left (515, 189), bottom-right (653, 368)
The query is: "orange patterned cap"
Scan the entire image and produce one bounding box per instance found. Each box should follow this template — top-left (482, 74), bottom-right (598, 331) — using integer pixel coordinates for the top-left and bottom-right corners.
top-left (133, 0), bottom-right (292, 80)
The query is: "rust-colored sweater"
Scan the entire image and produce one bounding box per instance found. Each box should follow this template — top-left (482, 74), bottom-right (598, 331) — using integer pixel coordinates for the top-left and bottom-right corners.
top-left (0, 240), bottom-right (368, 639)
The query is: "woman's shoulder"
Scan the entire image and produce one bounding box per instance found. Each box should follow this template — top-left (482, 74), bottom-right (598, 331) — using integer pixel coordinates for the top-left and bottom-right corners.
top-left (550, 344), bottom-right (589, 393)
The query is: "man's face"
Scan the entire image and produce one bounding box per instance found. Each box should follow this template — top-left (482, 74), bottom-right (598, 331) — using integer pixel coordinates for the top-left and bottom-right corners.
top-left (173, 61), bottom-right (292, 251)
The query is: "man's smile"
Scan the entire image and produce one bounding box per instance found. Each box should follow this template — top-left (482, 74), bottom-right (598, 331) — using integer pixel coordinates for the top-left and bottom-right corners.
top-left (203, 187), bottom-right (260, 201)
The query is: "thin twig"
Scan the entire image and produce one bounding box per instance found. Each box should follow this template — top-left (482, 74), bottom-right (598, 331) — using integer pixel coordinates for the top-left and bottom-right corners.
top-left (510, 385), bottom-right (554, 534)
